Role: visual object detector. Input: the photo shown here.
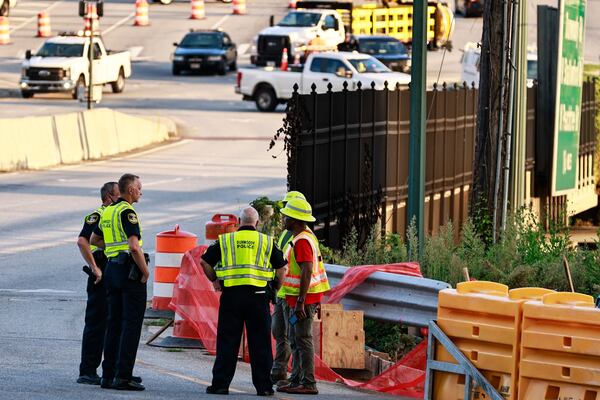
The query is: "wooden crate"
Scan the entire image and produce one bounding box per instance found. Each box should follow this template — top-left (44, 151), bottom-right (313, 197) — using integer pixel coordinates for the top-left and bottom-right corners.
top-left (318, 303), bottom-right (365, 369)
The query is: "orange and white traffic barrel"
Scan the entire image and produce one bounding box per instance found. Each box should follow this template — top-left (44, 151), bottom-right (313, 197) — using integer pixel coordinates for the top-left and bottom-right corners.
top-left (134, 0), bottom-right (150, 26)
top-left (37, 12), bottom-right (51, 38)
top-left (232, 0), bottom-right (246, 15)
top-left (0, 17), bottom-right (10, 45)
top-left (205, 214), bottom-right (238, 243)
top-left (190, 0), bottom-right (205, 20)
top-left (152, 225), bottom-right (197, 311)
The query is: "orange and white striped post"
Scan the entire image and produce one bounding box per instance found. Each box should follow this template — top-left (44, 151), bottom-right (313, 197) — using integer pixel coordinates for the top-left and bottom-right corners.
top-left (232, 0), bottom-right (246, 15)
top-left (0, 16), bottom-right (10, 45)
top-left (190, 0), bottom-right (205, 20)
top-left (83, 3), bottom-right (99, 34)
top-left (151, 225), bottom-right (197, 311)
top-left (37, 11), bottom-right (51, 38)
top-left (134, 0), bottom-right (150, 26)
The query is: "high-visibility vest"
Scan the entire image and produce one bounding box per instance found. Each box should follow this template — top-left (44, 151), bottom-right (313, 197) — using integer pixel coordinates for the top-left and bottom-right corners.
top-left (99, 201), bottom-right (143, 258)
top-left (283, 229), bottom-right (329, 295)
top-left (276, 229), bottom-right (294, 298)
top-left (216, 230), bottom-right (275, 288)
top-left (85, 205), bottom-right (105, 252)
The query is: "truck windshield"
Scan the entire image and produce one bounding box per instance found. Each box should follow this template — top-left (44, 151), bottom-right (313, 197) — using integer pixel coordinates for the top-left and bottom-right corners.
top-left (181, 33), bottom-right (222, 48)
top-left (278, 12), bottom-right (321, 27)
top-left (348, 57), bottom-right (390, 73)
top-left (36, 43), bottom-right (84, 57)
top-left (359, 40), bottom-right (407, 55)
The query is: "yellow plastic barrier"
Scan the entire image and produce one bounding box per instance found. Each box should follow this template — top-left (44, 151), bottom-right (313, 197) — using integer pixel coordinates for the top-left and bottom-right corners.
top-left (372, 8), bottom-right (389, 35)
top-left (434, 282), bottom-right (555, 400)
top-left (518, 292), bottom-right (600, 400)
top-left (359, 5), bottom-right (436, 44)
top-left (351, 8), bottom-right (372, 35)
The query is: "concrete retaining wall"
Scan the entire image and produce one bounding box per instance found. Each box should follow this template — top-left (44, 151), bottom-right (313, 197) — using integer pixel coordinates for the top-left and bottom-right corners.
top-left (0, 108), bottom-right (172, 172)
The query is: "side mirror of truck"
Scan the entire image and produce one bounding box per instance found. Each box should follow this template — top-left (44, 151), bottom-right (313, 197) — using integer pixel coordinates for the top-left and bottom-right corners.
top-left (173, 42), bottom-right (179, 47)
top-left (25, 50), bottom-right (32, 60)
top-left (269, 15), bottom-right (274, 27)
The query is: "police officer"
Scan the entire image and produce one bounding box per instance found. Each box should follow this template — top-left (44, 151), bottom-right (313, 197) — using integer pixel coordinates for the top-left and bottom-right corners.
top-left (90, 173), bottom-right (148, 391)
top-left (76, 181), bottom-right (119, 385)
top-left (200, 206), bottom-right (287, 396)
top-left (270, 191), bottom-right (306, 387)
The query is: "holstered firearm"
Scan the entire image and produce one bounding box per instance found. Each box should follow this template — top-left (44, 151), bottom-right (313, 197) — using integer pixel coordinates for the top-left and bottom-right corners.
top-left (127, 252), bottom-right (150, 282)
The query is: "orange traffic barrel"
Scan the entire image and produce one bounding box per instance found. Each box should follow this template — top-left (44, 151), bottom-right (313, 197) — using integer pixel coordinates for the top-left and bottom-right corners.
top-left (152, 225), bottom-right (197, 311)
top-left (205, 213), bottom-right (238, 243)
top-left (0, 17), bottom-right (10, 45)
top-left (289, 0), bottom-right (297, 8)
top-left (37, 12), bottom-right (51, 38)
top-left (134, 0), bottom-right (150, 26)
top-left (190, 0), bottom-right (205, 20)
top-left (518, 292), bottom-right (600, 400)
top-left (232, 0), bottom-right (246, 15)
top-left (434, 282), bottom-right (555, 400)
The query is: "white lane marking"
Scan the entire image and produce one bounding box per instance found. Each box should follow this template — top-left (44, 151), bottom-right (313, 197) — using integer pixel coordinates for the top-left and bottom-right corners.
top-left (211, 14), bottom-right (230, 30)
top-left (237, 43), bottom-right (249, 55)
top-left (9, 0), bottom-right (64, 33)
top-left (102, 11), bottom-right (136, 36)
top-left (0, 288), bottom-right (76, 294)
top-left (143, 177), bottom-right (183, 187)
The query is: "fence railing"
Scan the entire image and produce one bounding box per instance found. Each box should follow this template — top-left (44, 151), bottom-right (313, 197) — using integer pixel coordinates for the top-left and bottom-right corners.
top-left (287, 80), bottom-right (596, 247)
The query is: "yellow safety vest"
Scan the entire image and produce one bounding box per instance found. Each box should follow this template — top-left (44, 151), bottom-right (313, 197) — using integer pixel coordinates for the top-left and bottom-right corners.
top-left (85, 205), bottom-right (105, 252)
top-left (276, 229), bottom-right (294, 298)
top-left (216, 230), bottom-right (275, 288)
top-left (283, 230), bottom-right (330, 296)
top-left (99, 201), bottom-right (143, 259)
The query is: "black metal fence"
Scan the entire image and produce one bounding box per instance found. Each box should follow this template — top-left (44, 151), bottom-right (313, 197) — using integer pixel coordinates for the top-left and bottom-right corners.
top-left (286, 80), bottom-right (596, 248)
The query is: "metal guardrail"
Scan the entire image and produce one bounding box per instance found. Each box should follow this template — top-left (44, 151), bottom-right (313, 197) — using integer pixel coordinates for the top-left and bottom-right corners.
top-left (324, 264), bottom-right (451, 328)
top-left (424, 321), bottom-right (504, 400)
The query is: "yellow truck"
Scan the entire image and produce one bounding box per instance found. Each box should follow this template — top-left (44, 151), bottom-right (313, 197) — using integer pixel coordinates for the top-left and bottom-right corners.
top-left (296, 0), bottom-right (454, 49)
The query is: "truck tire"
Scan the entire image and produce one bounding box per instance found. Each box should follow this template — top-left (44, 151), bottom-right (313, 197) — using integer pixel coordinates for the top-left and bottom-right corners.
top-left (254, 85), bottom-right (277, 112)
top-left (111, 68), bottom-right (125, 93)
top-left (0, 0), bottom-right (9, 17)
top-left (217, 62), bottom-right (227, 76)
top-left (73, 75), bottom-right (85, 100)
top-left (21, 90), bottom-right (33, 98)
top-left (155, 0), bottom-right (172, 4)
top-left (172, 65), bottom-right (181, 75)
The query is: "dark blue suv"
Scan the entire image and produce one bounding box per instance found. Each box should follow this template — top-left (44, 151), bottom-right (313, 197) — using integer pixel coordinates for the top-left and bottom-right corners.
top-left (172, 30), bottom-right (237, 76)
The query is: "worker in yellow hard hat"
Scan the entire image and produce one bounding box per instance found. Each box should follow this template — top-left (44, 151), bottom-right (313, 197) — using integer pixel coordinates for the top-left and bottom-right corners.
top-left (271, 191), bottom-right (306, 387)
top-left (277, 198), bottom-right (329, 395)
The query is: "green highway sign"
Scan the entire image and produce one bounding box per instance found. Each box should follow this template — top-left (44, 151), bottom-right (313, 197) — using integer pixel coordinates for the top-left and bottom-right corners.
top-left (551, 0), bottom-right (586, 195)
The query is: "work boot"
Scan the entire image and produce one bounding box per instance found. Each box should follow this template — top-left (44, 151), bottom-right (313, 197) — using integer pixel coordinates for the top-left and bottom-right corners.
top-left (206, 386), bottom-right (229, 395)
top-left (284, 385), bottom-right (318, 395)
top-left (100, 377), bottom-right (115, 389)
top-left (112, 378), bottom-right (145, 391)
top-left (76, 374), bottom-right (101, 385)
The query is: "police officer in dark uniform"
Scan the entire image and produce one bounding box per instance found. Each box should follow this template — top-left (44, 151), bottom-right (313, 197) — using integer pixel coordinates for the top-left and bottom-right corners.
top-left (91, 173), bottom-right (149, 391)
top-left (76, 181), bottom-right (119, 385)
top-left (199, 206), bottom-right (287, 396)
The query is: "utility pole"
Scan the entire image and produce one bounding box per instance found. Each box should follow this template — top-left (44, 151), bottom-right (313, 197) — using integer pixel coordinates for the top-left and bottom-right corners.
top-left (407, 0), bottom-right (427, 257)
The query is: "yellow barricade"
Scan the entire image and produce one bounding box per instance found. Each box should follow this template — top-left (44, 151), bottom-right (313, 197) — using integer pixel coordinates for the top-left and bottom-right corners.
top-left (518, 292), bottom-right (600, 400)
top-left (351, 8), bottom-right (372, 35)
top-left (372, 8), bottom-right (389, 35)
top-left (435, 282), bottom-right (554, 400)
top-left (427, 5), bottom-right (436, 42)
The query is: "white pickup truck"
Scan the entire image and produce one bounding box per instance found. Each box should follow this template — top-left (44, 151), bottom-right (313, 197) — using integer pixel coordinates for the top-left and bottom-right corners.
top-left (251, 9), bottom-right (345, 67)
top-left (236, 52), bottom-right (411, 111)
top-left (20, 34), bottom-right (132, 99)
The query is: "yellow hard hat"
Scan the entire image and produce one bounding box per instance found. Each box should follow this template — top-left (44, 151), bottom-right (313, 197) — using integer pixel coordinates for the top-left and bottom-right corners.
top-left (282, 191), bottom-right (306, 203)
top-left (281, 198), bottom-right (316, 222)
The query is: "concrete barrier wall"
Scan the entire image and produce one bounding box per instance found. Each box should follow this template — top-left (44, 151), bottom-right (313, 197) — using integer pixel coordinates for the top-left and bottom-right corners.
top-left (0, 108), bottom-right (171, 172)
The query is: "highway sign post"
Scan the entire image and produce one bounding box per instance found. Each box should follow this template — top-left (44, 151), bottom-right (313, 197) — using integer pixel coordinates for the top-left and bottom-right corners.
top-left (551, 0), bottom-right (586, 195)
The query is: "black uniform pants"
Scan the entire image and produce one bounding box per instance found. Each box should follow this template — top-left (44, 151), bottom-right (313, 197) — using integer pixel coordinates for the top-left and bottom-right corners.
top-left (102, 259), bottom-right (147, 380)
top-left (212, 286), bottom-right (273, 392)
top-left (79, 253), bottom-right (107, 376)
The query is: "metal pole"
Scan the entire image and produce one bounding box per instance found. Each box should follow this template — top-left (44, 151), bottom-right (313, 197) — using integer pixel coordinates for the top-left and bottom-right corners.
top-left (407, 0), bottom-right (427, 257)
top-left (501, 0), bottom-right (520, 232)
top-left (87, 6), bottom-right (93, 110)
top-left (492, 0), bottom-right (510, 242)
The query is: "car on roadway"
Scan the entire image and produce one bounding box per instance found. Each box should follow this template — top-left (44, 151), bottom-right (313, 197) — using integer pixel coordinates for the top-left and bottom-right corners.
top-left (172, 30), bottom-right (237, 76)
top-left (236, 51), bottom-right (411, 112)
top-left (345, 35), bottom-right (411, 72)
top-left (0, 0), bottom-right (17, 16)
top-left (20, 33), bottom-right (132, 99)
top-left (455, 0), bottom-right (484, 17)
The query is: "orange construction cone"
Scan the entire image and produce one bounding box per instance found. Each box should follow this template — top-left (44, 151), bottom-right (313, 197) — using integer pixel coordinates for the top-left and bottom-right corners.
top-left (0, 16), bottom-right (9, 45)
top-left (83, 3), bottom-right (99, 34)
top-left (280, 48), bottom-right (288, 71)
top-left (190, 0), bottom-right (205, 20)
top-left (289, 0), bottom-right (297, 8)
top-left (37, 11), bottom-right (51, 38)
top-left (232, 0), bottom-right (246, 15)
top-left (134, 0), bottom-right (150, 26)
